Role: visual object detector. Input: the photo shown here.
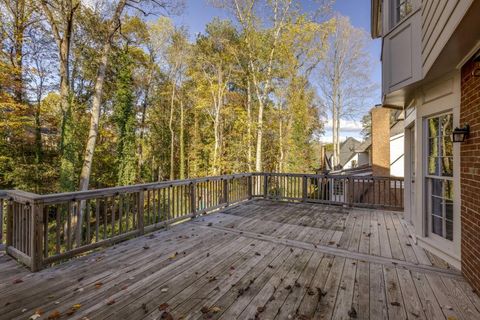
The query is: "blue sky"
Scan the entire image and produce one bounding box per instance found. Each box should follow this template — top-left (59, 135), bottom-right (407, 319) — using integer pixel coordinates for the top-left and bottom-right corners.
top-left (172, 0), bottom-right (382, 142)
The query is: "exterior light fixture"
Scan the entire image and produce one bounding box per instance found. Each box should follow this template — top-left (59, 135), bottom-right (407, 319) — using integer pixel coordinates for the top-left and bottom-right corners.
top-left (452, 124), bottom-right (470, 142)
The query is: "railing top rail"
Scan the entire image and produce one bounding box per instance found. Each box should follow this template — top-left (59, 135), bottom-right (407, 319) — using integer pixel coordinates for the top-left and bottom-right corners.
top-left (253, 172), bottom-right (404, 181)
top-left (5, 173), bottom-right (253, 205)
top-left (4, 172), bottom-right (404, 205)
top-left (0, 190), bottom-right (8, 199)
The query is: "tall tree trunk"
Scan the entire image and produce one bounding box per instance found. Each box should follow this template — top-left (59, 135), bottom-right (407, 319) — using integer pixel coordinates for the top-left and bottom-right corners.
top-left (78, 0), bottom-right (126, 191)
top-left (255, 99), bottom-right (264, 172)
top-left (76, 0), bottom-right (126, 246)
top-left (12, 0), bottom-right (25, 102)
top-left (213, 107), bottom-right (221, 175)
top-left (169, 83), bottom-right (176, 180)
top-left (179, 100), bottom-right (185, 179)
top-left (279, 117), bottom-right (284, 173)
top-left (246, 79), bottom-right (252, 172)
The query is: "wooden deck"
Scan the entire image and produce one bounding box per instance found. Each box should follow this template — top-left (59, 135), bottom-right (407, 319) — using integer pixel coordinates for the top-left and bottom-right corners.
top-left (1, 199), bottom-right (479, 320)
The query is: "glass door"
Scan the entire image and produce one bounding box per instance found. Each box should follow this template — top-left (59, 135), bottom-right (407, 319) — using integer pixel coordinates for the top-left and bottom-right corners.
top-left (425, 113), bottom-right (454, 240)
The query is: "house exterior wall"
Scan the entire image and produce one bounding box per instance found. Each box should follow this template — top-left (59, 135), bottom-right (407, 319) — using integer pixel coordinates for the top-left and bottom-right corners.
top-left (421, 0), bottom-right (474, 75)
top-left (460, 57), bottom-right (480, 293)
top-left (390, 132), bottom-right (405, 177)
top-left (404, 71), bottom-right (462, 269)
top-left (343, 154), bottom-right (359, 170)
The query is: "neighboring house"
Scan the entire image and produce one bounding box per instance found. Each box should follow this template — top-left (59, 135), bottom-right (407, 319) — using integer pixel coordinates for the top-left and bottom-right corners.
top-left (320, 107), bottom-right (405, 178)
top-left (323, 137), bottom-right (362, 172)
top-left (371, 0), bottom-right (480, 293)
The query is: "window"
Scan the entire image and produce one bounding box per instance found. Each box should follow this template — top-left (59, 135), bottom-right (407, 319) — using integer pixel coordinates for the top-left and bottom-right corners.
top-left (392, 0), bottom-right (413, 26)
top-left (333, 180), bottom-right (344, 196)
top-left (425, 114), bottom-right (454, 241)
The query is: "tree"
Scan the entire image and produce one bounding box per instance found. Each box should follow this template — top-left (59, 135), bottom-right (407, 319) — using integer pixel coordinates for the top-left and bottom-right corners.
top-left (190, 19), bottom-right (238, 175)
top-left (40, 0), bottom-right (81, 191)
top-left (318, 15), bottom-right (375, 168)
top-left (361, 112), bottom-right (371, 139)
top-left (113, 50), bottom-right (137, 185)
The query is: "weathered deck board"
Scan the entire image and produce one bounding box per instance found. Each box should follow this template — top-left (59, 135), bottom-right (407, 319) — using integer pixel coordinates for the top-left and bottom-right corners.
top-left (0, 199), bottom-right (479, 320)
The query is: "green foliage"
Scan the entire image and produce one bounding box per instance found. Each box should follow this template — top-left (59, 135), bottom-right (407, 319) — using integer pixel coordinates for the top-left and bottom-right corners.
top-left (113, 51), bottom-right (138, 185)
top-left (0, 2), bottom-right (340, 193)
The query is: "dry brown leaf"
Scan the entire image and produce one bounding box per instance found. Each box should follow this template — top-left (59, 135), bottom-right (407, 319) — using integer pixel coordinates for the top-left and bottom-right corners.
top-left (160, 311), bottom-right (174, 320)
top-left (159, 303), bottom-right (169, 311)
top-left (210, 306), bottom-right (221, 313)
top-left (34, 309), bottom-right (44, 315)
top-left (106, 299), bottom-right (116, 305)
top-left (95, 282), bottom-right (103, 289)
top-left (47, 310), bottom-right (61, 320)
top-left (13, 278), bottom-right (23, 284)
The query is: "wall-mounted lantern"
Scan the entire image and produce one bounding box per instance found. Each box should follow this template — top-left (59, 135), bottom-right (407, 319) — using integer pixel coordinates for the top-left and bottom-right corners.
top-left (452, 124), bottom-right (470, 142)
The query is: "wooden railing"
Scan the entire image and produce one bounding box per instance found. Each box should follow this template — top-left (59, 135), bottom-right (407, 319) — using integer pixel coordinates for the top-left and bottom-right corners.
top-left (0, 191), bottom-right (7, 245)
top-left (3, 172), bottom-right (403, 271)
top-left (254, 173), bottom-right (404, 209)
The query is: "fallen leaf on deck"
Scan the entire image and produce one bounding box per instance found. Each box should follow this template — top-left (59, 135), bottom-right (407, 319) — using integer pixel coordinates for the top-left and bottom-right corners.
top-left (255, 252), bottom-right (261, 256)
top-left (143, 243), bottom-right (150, 250)
top-left (47, 310), bottom-right (61, 320)
top-left (348, 306), bottom-right (357, 318)
top-left (121, 285), bottom-right (128, 290)
top-left (444, 305), bottom-right (453, 310)
top-left (106, 299), bottom-right (116, 305)
top-left (159, 303), bottom-right (169, 311)
top-left (390, 302), bottom-right (401, 306)
top-left (210, 306), bottom-right (221, 313)
top-left (256, 306), bottom-right (265, 313)
top-left (29, 314), bottom-right (41, 320)
top-left (161, 287), bottom-right (168, 293)
top-left (95, 282), bottom-right (103, 288)
top-left (160, 311), bottom-right (174, 320)
top-left (72, 304), bottom-right (82, 310)
top-left (13, 279), bottom-right (23, 284)
top-left (201, 306), bottom-right (210, 314)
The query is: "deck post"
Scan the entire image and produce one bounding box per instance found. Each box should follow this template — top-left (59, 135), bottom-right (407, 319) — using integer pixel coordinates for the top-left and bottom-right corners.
top-left (137, 190), bottom-right (144, 235)
top-left (31, 202), bottom-right (44, 272)
top-left (263, 173), bottom-right (268, 199)
top-left (6, 198), bottom-right (13, 247)
top-left (223, 178), bottom-right (229, 207)
top-left (0, 198), bottom-right (3, 243)
top-left (247, 175), bottom-right (253, 199)
top-left (190, 181), bottom-right (197, 217)
top-left (347, 177), bottom-right (353, 207)
top-left (302, 176), bottom-right (308, 202)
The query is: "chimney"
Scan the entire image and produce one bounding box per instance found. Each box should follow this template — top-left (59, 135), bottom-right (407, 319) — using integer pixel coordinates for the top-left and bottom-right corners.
top-left (371, 107), bottom-right (391, 176)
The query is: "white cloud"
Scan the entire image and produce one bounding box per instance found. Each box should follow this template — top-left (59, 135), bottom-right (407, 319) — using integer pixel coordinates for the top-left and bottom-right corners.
top-left (323, 119), bottom-right (363, 132)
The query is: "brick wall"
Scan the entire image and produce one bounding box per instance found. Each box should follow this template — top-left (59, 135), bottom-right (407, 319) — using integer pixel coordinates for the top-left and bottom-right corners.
top-left (460, 56), bottom-right (480, 294)
top-left (371, 108), bottom-right (391, 176)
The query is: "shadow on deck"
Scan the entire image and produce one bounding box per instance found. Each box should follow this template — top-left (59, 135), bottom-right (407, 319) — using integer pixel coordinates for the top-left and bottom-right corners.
top-left (1, 199), bottom-right (479, 320)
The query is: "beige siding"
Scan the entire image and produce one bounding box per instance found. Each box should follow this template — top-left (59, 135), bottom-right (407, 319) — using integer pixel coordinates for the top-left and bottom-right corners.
top-left (421, 0), bottom-right (473, 73)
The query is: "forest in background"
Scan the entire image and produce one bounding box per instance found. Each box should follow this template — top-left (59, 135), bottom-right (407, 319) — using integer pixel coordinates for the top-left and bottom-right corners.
top-left (0, 0), bottom-right (373, 194)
